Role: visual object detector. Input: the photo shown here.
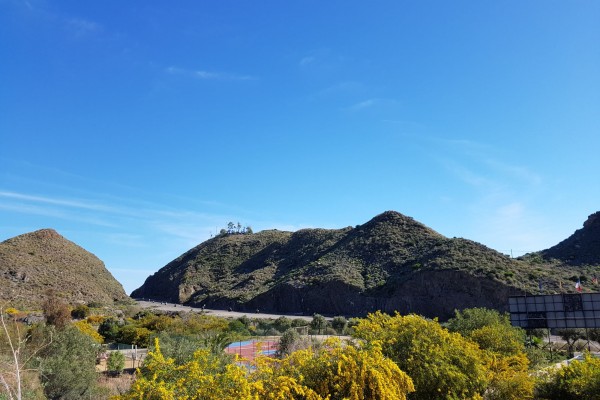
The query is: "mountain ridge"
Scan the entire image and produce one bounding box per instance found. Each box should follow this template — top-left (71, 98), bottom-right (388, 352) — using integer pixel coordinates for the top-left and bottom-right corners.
top-left (134, 210), bottom-right (599, 319)
top-left (5, 210), bottom-right (599, 317)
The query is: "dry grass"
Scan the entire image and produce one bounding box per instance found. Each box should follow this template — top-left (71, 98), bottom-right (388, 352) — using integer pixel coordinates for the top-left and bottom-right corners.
top-left (97, 372), bottom-right (135, 398)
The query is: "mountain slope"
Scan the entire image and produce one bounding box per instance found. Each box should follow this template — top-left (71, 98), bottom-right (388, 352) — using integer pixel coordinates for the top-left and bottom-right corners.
top-left (540, 212), bottom-right (600, 265)
top-left (133, 211), bottom-right (599, 320)
top-left (0, 229), bottom-right (129, 307)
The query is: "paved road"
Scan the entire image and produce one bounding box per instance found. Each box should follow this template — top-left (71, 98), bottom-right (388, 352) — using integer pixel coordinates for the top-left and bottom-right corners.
top-left (135, 300), bottom-right (315, 321)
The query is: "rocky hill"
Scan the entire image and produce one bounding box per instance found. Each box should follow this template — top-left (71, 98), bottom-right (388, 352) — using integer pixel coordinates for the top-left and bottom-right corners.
top-left (0, 229), bottom-right (129, 308)
top-left (540, 212), bottom-right (600, 265)
top-left (134, 211), bottom-right (599, 320)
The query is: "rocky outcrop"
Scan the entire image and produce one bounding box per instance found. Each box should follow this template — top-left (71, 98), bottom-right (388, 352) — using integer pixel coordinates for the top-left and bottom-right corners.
top-left (169, 270), bottom-right (524, 321)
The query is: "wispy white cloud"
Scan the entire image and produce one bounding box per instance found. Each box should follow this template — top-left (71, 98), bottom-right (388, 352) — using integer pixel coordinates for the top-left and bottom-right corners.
top-left (0, 188), bottom-right (258, 248)
top-left (194, 70), bottom-right (220, 79)
top-left (66, 17), bottom-right (101, 36)
top-left (299, 56), bottom-right (316, 67)
top-left (442, 138), bottom-right (490, 153)
top-left (1, 189), bottom-right (213, 231)
top-left (382, 119), bottom-right (426, 130)
top-left (0, 191), bottom-right (116, 212)
top-left (348, 99), bottom-right (376, 111)
top-left (345, 98), bottom-right (401, 112)
top-left (470, 201), bottom-right (560, 256)
top-left (483, 159), bottom-right (542, 186)
top-left (166, 66), bottom-right (256, 81)
top-left (298, 49), bottom-right (325, 68)
top-left (12, 1), bottom-right (103, 39)
top-left (297, 48), bottom-right (349, 71)
top-left (0, 186), bottom-right (234, 226)
top-left (164, 66), bottom-right (186, 75)
top-left (316, 81), bottom-right (365, 97)
top-left (425, 137), bottom-right (552, 254)
top-left (439, 160), bottom-right (491, 187)
top-left (435, 138), bottom-right (542, 188)
top-left (0, 201), bottom-right (117, 227)
top-left (0, 160), bottom-right (313, 293)
top-left (150, 221), bottom-right (215, 248)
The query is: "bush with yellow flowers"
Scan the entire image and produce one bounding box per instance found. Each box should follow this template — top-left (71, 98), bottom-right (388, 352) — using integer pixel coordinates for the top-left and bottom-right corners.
top-left (116, 337), bottom-right (415, 400)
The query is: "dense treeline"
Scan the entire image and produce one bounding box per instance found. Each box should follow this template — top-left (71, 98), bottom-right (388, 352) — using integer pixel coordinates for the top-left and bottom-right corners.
top-left (2, 299), bottom-right (600, 399)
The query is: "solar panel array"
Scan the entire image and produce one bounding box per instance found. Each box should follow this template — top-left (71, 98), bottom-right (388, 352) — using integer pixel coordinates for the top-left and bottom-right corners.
top-left (509, 293), bottom-right (600, 329)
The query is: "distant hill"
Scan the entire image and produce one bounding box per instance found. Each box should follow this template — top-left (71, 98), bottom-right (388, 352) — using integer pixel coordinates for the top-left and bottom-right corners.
top-left (0, 229), bottom-right (129, 308)
top-left (133, 211), bottom-right (600, 320)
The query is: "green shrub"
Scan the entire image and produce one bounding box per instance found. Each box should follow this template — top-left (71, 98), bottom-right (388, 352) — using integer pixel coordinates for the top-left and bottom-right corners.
top-left (118, 325), bottom-right (151, 347)
top-left (291, 318), bottom-right (308, 328)
top-left (107, 351), bottom-right (126, 375)
top-left (227, 319), bottom-right (251, 336)
top-left (273, 316), bottom-right (292, 333)
top-left (310, 314), bottom-right (327, 335)
top-left (39, 326), bottom-right (100, 400)
top-left (331, 316), bottom-right (348, 334)
top-left (324, 327), bottom-right (337, 335)
top-left (98, 318), bottom-right (121, 342)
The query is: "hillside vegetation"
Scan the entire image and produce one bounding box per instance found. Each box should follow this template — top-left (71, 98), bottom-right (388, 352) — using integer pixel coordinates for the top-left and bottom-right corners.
top-left (0, 229), bottom-right (129, 308)
top-left (133, 211), bottom-right (600, 320)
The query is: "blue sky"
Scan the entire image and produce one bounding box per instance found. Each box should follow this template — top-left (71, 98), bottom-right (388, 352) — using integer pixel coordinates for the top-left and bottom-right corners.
top-left (1, 1), bottom-right (599, 294)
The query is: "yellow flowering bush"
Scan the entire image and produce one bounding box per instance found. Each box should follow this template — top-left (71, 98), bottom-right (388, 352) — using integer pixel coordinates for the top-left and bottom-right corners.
top-left (117, 339), bottom-right (256, 400)
top-left (116, 337), bottom-right (415, 400)
top-left (446, 308), bottom-right (534, 399)
top-left (535, 353), bottom-right (600, 399)
top-left (254, 337), bottom-right (414, 400)
top-left (73, 320), bottom-right (104, 344)
top-left (4, 307), bottom-right (20, 316)
top-left (483, 352), bottom-right (533, 400)
top-left (353, 312), bottom-right (488, 400)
